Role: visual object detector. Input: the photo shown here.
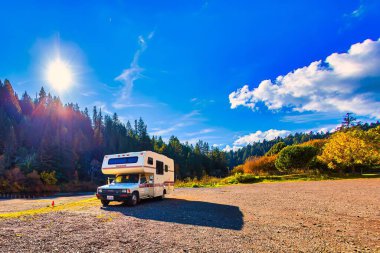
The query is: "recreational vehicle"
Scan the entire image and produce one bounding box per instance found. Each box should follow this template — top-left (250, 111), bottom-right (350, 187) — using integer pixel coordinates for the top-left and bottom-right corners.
top-left (96, 151), bottom-right (175, 206)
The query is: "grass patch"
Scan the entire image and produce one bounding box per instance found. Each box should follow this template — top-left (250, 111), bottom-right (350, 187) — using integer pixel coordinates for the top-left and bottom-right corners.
top-left (175, 176), bottom-right (222, 188)
top-left (175, 173), bottom-right (380, 188)
top-left (0, 197), bottom-right (98, 219)
top-left (96, 213), bottom-right (115, 222)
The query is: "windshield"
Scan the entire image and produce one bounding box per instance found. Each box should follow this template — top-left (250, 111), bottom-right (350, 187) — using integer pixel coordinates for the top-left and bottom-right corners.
top-left (114, 174), bottom-right (139, 184)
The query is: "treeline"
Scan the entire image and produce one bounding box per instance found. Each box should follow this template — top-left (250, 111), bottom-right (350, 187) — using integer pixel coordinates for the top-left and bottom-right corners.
top-left (234, 122), bottom-right (380, 176)
top-left (226, 131), bottom-right (330, 169)
top-left (0, 79), bottom-right (227, 193)
top-left (225, 119), bottom-right (380, 169)
top-left (1, 78), bottom-right (378, 193)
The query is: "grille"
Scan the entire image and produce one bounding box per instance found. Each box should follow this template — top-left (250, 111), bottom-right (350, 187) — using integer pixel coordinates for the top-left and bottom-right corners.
top-left (101, 189), bottom-right (122, 194)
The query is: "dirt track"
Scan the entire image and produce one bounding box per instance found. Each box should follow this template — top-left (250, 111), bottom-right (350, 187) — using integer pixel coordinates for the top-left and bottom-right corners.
top-left (0, 179), bottom-right (379, 252)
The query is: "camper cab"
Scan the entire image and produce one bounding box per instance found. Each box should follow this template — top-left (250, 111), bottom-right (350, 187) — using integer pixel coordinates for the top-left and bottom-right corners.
top-left (96, 151), bottom-right (174, 207)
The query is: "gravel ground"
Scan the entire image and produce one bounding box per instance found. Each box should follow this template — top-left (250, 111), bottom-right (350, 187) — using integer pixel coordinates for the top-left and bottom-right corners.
top-left (0, 179), bottom-right (379, 252)
top-left (0, 194), bottom-right (93, 213)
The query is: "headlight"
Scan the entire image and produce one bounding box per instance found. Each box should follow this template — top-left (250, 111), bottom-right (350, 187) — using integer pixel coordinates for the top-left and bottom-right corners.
top-left (122, 189), bottom-right (127, 193)
top-left (98, 188), bottom-right (102, 193)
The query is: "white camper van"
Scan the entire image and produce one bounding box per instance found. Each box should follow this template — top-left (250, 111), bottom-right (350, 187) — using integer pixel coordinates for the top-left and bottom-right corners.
top-left (96, 151), bottom-right (174, 207)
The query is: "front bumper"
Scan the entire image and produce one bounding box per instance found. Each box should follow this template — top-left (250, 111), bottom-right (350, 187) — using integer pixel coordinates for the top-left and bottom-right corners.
top-left (96, 193), bottom-right (131, 201)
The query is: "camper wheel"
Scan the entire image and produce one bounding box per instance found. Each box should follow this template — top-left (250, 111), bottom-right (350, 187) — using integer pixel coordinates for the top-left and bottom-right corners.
top-left (127, 192), bottom-right (139, 206)
top-left (101, 200), bottom-right (110, 207)
top-left (158, 190), bottom-right (166, 200)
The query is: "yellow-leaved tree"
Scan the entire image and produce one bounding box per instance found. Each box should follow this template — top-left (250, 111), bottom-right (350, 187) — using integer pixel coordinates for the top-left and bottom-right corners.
top-left (319, 126), bottom-right (380, 173)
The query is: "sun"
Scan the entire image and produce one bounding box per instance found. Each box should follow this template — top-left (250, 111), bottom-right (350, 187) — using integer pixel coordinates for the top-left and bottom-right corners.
top-left (46, 58), bottom-right (73, 91)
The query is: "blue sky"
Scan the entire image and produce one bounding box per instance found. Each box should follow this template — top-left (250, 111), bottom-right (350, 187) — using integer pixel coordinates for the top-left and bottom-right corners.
top-left (1, 0), bottom-right (380, 150)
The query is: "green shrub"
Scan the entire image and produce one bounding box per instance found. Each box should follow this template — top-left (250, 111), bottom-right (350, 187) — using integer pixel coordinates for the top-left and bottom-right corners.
top-left (220, 175), bottom-right (239, 184)
top-left (275, 145), bottom-right (318, 172)
top-left (174, 175), bottom-right (221, 188)
top-left (236, 174), bottom-right (261, 183)
top-left (40, 171), bottom-right (58, 185)
top-left (308, 157), bottom-right (329, 171)
top-left (220, 173), bottom-right (261, 184)
top-left (265, 142), bottom-right (286, 156)
top-left (299, 139), bottom-right (327, 155)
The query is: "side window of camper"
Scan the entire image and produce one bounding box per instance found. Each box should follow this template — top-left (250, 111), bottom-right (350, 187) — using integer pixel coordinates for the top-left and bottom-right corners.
top-left (165, 165), bottom-right (168, 172)
top-left (148, 157), bottom-right (153, 165)
top-left (156, 161), bottom-right (164, 175)
top-left (108, 156), bottom-right (138, 165)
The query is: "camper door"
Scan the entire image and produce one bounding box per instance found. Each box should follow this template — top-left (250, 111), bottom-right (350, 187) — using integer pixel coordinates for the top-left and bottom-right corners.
top-left (139, 174), bottom-right (154, 198)
top-left (154, 160), bottom-right (165, 196)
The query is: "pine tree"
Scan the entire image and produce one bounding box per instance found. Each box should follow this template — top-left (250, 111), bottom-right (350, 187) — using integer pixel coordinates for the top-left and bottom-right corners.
top-left (0, 79), bottom-right (22, 119)
top-left (20, 92), bottom-right (34, 116)
top-left (83, 107), bottom-right (89, 119)
top-left (38, 87), bottom-right (47, 104)
top-left (340, 113), bottom-right (357, 129)
top-left (92, 106), bottom-right (97, 128)
top-left (112, 112), bottom-right (118, 123)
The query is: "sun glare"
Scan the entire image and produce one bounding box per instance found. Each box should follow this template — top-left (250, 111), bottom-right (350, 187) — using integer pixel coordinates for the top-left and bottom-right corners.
top-left (46, 58), bottom-right (73, 92)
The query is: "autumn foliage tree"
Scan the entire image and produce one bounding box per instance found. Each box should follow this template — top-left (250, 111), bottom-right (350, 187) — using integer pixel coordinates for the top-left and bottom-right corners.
top-left (319, 127), bottom-right (380, 173)
top-left (243, 155), bottom-right (277, 175)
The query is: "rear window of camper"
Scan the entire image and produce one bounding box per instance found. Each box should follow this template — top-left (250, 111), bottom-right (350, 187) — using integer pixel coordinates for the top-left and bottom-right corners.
top-left (108, 156), bottom-right (138, 165)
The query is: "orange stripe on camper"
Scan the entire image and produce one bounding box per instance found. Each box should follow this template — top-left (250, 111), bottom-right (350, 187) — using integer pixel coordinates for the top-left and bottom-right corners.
top-left (138, 181), bottom-right (174, 188)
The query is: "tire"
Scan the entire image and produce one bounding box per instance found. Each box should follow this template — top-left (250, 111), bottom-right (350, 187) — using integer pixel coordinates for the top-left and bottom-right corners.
top-left (127, 192), bottom-right (139, 206)
top-left (157, 190), bottom-right (166, 200)
top-left (101, 200), bottom-right (110, 207)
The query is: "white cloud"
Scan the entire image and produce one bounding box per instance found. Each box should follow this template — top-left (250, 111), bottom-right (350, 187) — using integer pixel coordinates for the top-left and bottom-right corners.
top-left (229, 85), bottom-right (256, 109)
top-left (182, 110), bottom-right (202, 120)
top-left (80, 91), bottom-right (97, 97)
top-left (151, 123), bottom-right (185, 136)
top-left (229, 38), bottom-right (380, 119)
top-left (147, 31), bottom-right (155, 40)
top-left (113, 33), bottom-right (154, 107)
top-left (185, 128), bottom-right (214, 137)
top-left (223, 145), bottom-right (242, 152)
top-left (351, 4), bottom-right (366, 18)
top-left (91, 101), bottom-right (112, 115)
top-left (114, 48), bottom-right (144, 99)
top-left (190, 97), bottom-right (216, 108)
top-left (182, 138), bottom-right (202, 145)
top-left (233, 129), bottom-right (291, 146)
top-left (300, 123), bottom-right (341, 135)
top-left (149, 110), bottom-right (202, 137)
top-left (112, 102), bottom-right (153, 109)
